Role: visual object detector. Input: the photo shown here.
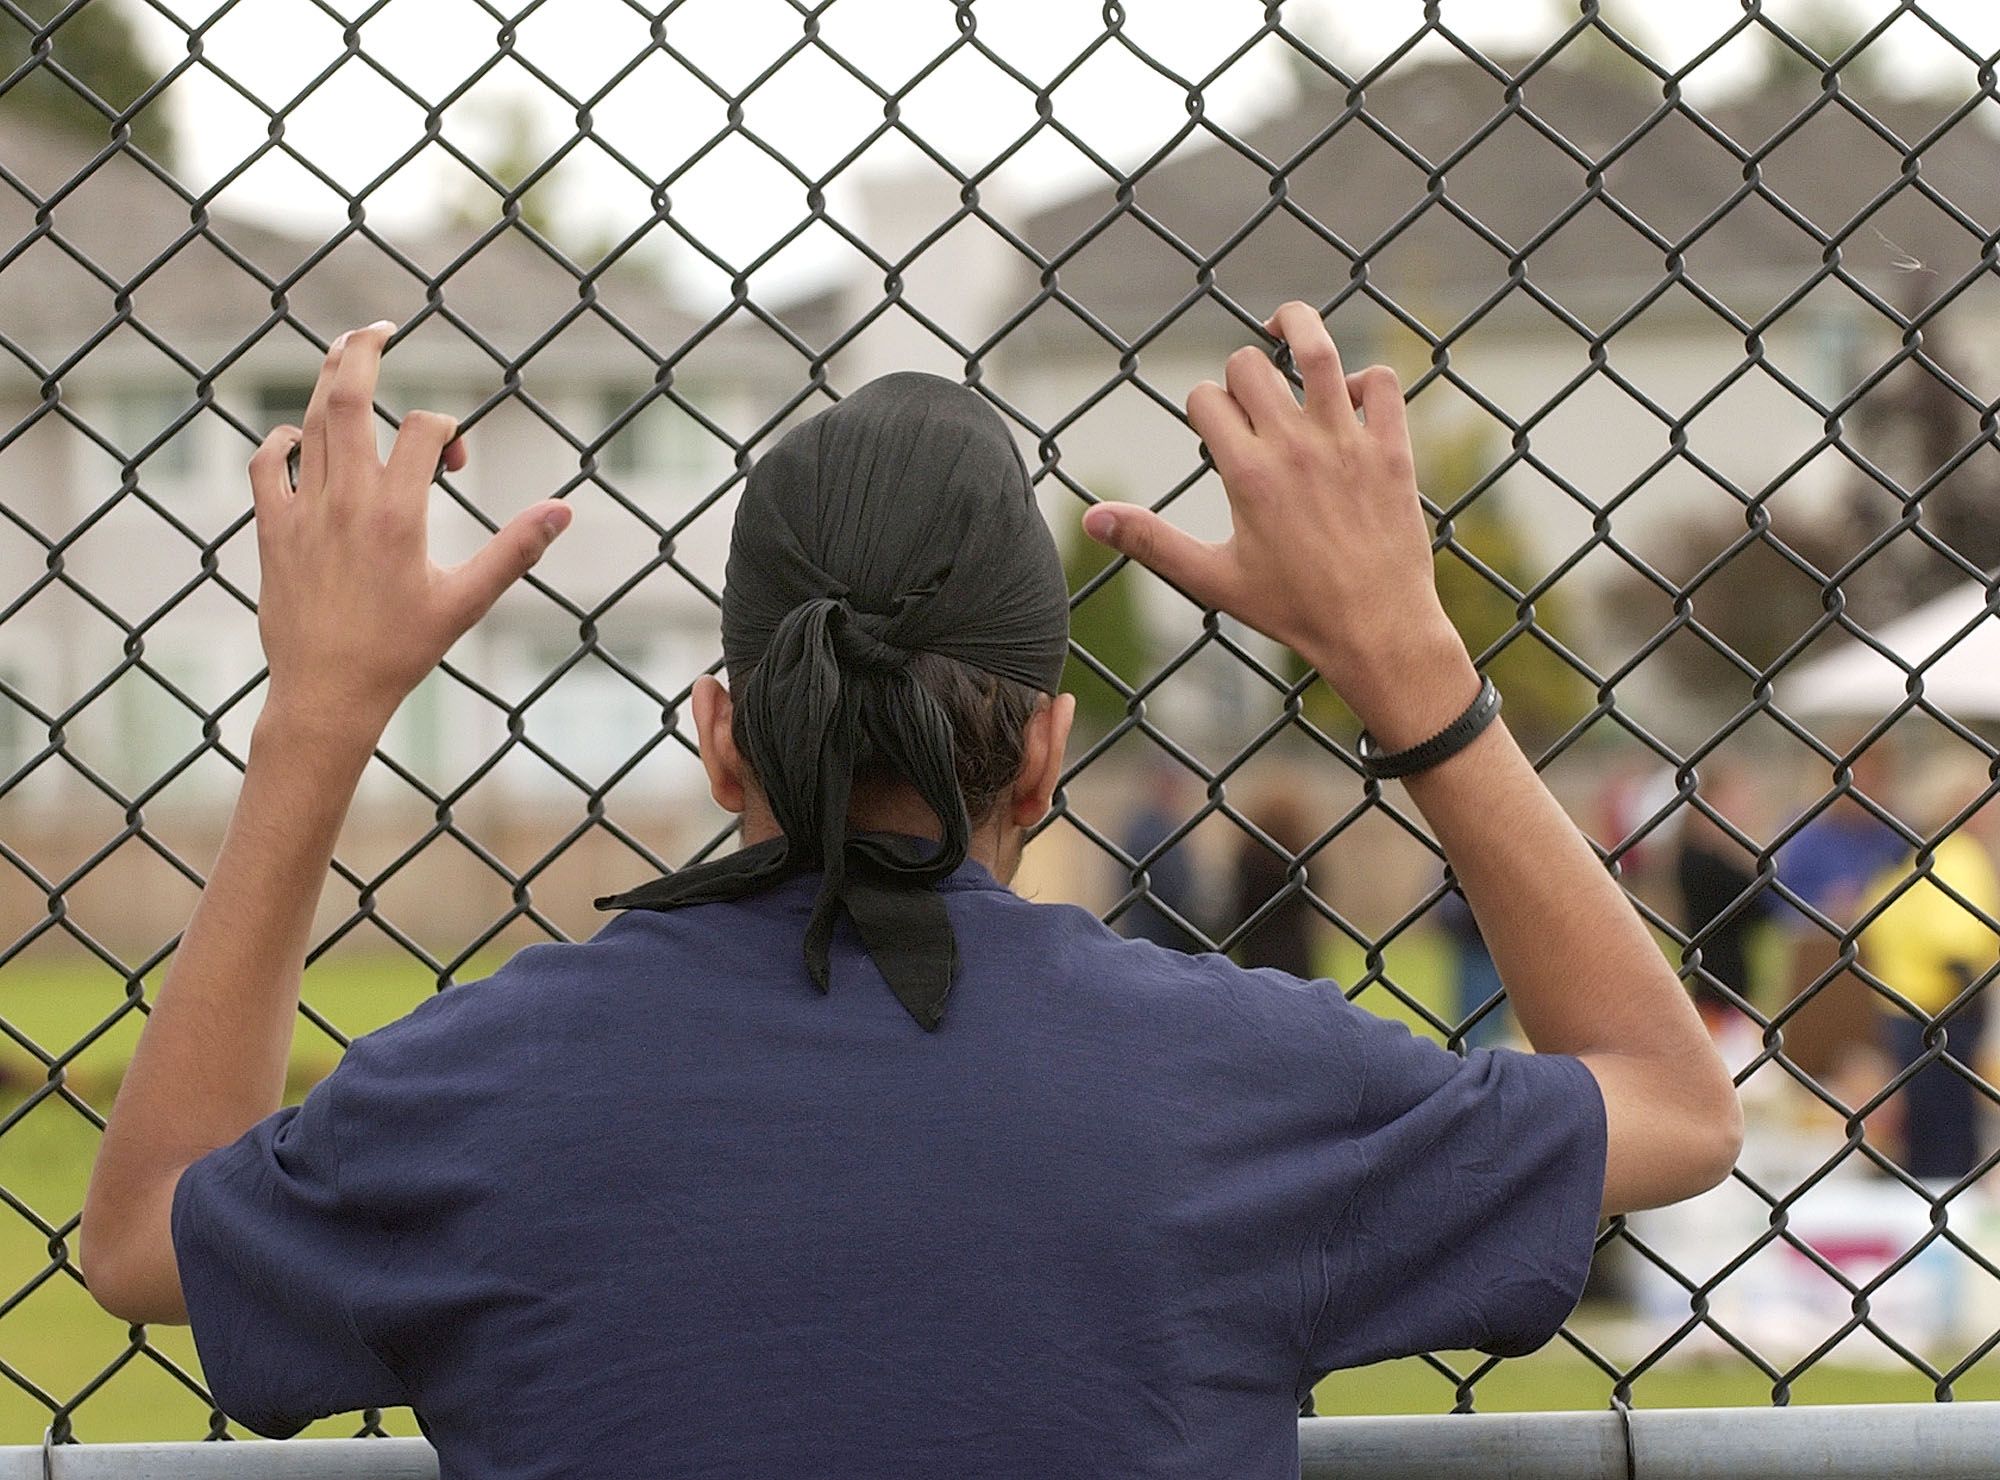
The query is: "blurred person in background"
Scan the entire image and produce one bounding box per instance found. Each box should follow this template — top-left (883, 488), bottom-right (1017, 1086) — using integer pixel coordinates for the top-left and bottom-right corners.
top-left (1860, 760), bottom-right (1999, 1184)
top-left (81, 310), bottom-right (1741, 1477)
top-left (1436, 884), bottom-right (1509, 1048)
top-left (1775, 738), bottom-right (1907, 1087)
top-left (1674, 760), bottom-right (1772, 1029)
top-left (1114, 755), bottom-right (1209, 951)
top-left (1592, 755), bottom-right (1678, 886)
top-left (1228, 789), bottom-right (1320, 977)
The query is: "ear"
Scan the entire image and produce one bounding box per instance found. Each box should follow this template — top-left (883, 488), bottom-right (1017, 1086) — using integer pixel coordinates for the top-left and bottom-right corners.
top-left (1010, 691), bottom-right (1076, 829)
top-left (691, 674), bottom-right (748, 815)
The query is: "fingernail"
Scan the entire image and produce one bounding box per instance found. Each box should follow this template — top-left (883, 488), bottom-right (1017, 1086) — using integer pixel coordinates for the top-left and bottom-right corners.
top-left (541, 505), bottom-right (572, 541)
top-left (369, 319), bottom-right (396, 334)
top-left (330, 330), bottom-right (351, 353)
top-left (1083, 507), bottom-right (1117, 541)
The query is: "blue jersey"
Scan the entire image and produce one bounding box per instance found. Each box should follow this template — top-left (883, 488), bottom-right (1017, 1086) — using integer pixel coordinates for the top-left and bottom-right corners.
top-left (1777, 810), bottom-right (1908, 927)
top-left (173, 853), bottom-right (1604, 1478)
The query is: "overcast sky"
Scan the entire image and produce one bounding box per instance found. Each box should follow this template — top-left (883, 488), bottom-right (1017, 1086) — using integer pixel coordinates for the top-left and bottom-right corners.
top-left (126, 0), bottom-right (2000, 304)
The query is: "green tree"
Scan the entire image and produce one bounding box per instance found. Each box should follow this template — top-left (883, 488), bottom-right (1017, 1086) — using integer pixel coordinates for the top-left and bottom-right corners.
top-left (1601, 501), bottom-right (1941, 720)
top-left (1741, 0), bottom-right (1889, 95)
top-left (1434, 496), bottom-right (1591, 741)
top-left (448, 95), bottom-right (563, 241)
top-left (1061, 502), bottom-right (1152, 734)
top-left (1602, 292), bottom-right (1999, 715)
top-left (0, 0), bottom-right (173, 162)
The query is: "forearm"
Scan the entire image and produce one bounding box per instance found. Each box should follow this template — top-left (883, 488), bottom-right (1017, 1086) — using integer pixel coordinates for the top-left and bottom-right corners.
top-left (81, 702), bottom-right (379, 1320)
top-left (1404, 721), bottom-right (1696, 1061)
top-left (1085, 303), bottom-right (1741, 1214)
top-left (1326, 629), bottom-right (1741, 1210)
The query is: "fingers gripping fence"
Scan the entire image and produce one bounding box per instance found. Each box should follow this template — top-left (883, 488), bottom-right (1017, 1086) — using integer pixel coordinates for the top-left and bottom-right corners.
top-left (3, 0), bottom-right (2000, 1459)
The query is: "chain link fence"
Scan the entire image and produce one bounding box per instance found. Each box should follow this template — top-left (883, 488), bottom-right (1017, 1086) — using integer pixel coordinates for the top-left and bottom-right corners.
top-left (3, 0), bottom-right (2000, 1447)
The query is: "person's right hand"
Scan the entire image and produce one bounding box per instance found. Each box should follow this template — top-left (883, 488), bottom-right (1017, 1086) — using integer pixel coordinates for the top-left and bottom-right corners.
top-left (250, 322), bottom-right (572, 737)
top-left (1081, 300), bottom-right (1480, 749)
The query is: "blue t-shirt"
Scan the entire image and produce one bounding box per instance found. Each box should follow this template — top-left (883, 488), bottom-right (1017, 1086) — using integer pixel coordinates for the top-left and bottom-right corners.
top-left (172, 856), bottom-right (1606, 1478)
top-left (1776, 810), bottom-right (1907, 927)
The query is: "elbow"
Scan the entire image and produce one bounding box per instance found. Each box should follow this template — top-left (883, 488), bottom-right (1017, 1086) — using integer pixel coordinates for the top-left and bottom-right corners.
top-left (81, 1252), bottom-right (183, 1328)
top-left (77, 1232), bottom-right (140, 1325)
top-left (1591, 1046), bottom-right (1744, 1215)
top-left (77, 1230), bottom-right (140, 1325)
top-left (77, 1213), bottom-right (186, 1327)
top-left (1679, 1067), bottom-right (1744, 1197)
top-left (1698, 1078), bottom-right (1746, 1192)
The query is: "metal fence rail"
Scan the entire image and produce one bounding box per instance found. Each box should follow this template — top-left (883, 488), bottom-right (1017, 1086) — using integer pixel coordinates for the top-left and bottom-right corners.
top-left (19, 1405), bottom-right (2000, 1479)
top-left (4, 0), bottom-right (2000, 1449)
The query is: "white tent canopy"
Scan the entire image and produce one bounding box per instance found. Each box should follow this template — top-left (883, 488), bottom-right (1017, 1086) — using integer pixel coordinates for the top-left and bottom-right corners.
top-left (1778, 580), bottom-right (2000, 720)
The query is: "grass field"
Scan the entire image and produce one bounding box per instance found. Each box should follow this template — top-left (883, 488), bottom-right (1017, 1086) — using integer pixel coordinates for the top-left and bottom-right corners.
top-left (0, 950), bottom-right (493, 1441)
top-left (2, 936), bottom-right (1996, 1442)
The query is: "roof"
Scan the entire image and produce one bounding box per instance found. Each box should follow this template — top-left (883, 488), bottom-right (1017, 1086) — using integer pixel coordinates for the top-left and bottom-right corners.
top-left (0, 117), bottom-right (708, 388)
top-left (1029, 59), bottom-right (1999, 333)
top-left (783, 58), bottom-right (2000, 352)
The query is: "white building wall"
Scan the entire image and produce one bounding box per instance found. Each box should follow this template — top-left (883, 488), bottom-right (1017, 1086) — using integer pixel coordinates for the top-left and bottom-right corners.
top-left (0, 164), bottom-right (1941, 829)
top-left (976, 298), bottom-right (1878, 752)
top-left (0, 360), bottom-right (753, 826)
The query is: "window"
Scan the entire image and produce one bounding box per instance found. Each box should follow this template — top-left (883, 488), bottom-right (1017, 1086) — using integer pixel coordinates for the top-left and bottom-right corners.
top-left (527, 643), bottom-right (662, 790)
top-left (255, 380), bottom-right (319, 431)
top-left (113, 652), bottom-right (206, 795)
top-left (0, 664), bottom-right (25, 778)
top-left (106, 388), bottom-right (200, 479)
top-left (379, 669), bottom-right (447, 790)
top-left (595, 382), bottom-right (723, 482)
top-left (1808, 309), bottom-right (1867, 406)
top-left (598, 385), bottom-right (648, 478)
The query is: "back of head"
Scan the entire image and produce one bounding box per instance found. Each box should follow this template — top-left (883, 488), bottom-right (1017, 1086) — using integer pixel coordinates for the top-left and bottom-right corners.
top-left (722, 371), bottom-right (1067, 865)
top-left (600, 371), bottom-right (1069, 1031)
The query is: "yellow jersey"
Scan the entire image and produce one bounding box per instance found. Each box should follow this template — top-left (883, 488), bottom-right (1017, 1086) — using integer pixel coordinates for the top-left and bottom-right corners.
top-left (1860, 833), bottom-right (2000, 1015)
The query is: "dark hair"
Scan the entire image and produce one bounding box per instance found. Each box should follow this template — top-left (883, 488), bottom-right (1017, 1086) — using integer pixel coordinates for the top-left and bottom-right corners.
top-left (734, 650), bottom-right (1046, 826)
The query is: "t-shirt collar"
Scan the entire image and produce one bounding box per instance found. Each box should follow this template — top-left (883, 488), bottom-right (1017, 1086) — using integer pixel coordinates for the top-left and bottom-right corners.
top-left (854, 831), bottom-right (1007, 893)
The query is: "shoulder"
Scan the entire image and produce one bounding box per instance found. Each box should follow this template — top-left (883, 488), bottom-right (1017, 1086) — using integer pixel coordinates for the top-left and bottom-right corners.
top-left (971, 886), bottom-right (1395, 1051)
top-left (335, 915), bottom-right (674, 1076)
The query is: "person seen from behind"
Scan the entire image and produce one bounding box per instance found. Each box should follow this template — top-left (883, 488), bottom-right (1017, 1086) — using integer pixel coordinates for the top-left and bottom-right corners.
top-left (1114, 756), bottom-right (1209, 952)
top-left (1228, 789), bottom-right (1321, 978)
top-left (80, 306), bottom-right (1741, 1477)
top-left (1436, 883), bottom-right (1511, 1049)
top-left (1774, 738), bottom-right (1907, 1082)
top-left (1674, 760), bottom-right (1775, 1029)
top-left (1859, 761), bottom-right (1999, 1184)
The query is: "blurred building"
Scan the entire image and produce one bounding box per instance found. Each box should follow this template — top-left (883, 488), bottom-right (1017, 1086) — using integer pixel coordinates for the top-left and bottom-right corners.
top-left (0, 116), bottom-right (782, 817)
top-left (0, 117), bottom-right (783, 943)
top-left (789, 59), bottom-right (2000, 747)
top-left (6, 56), bottom-right (1998, 945)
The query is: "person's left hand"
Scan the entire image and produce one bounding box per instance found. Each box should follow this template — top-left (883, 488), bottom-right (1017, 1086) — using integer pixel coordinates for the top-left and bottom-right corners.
top-left (1082, 301), bottom-right (1474, 747)
top-left (249, 322), bottom-right (572, 735)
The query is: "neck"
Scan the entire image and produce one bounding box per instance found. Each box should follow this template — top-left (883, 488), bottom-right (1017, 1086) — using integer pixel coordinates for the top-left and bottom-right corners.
top-left (737, 787), bottom-right (1022, 883)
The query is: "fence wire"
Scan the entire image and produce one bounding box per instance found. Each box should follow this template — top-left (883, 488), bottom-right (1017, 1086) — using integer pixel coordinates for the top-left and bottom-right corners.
top-left (3, 0), bottom-right (2000, 1446)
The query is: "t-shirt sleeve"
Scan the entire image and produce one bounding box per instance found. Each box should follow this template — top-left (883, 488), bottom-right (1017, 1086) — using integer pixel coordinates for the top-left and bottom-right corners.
top-left (1303, 1012), bottom-right (1606, 1375)
top-left (170, 1042), bottom-right (411, 1437)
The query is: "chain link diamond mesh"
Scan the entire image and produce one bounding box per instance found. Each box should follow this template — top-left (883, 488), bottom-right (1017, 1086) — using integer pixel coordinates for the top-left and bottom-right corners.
top-left (3, 0), bottom-right (2000, 1444)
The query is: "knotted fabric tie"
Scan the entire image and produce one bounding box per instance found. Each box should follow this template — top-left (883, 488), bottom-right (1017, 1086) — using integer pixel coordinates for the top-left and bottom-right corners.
top-left (592, 371), bottom-right (1069, 1031)
top-left (826, 596), bottom-right (913, 675)
top-left (595, 832), bottom-right (960, 1030)
top-left (597, 585), bottom-right (969, 1030)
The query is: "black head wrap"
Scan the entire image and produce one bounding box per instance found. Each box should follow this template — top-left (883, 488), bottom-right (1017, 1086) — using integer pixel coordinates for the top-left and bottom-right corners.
top-left (594, 372), bottom-right (1068, 1030)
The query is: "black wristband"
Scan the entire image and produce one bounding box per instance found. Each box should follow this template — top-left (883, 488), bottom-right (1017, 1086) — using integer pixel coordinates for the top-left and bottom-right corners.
top-left (1356, 677), bottom-right (1502, 781)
